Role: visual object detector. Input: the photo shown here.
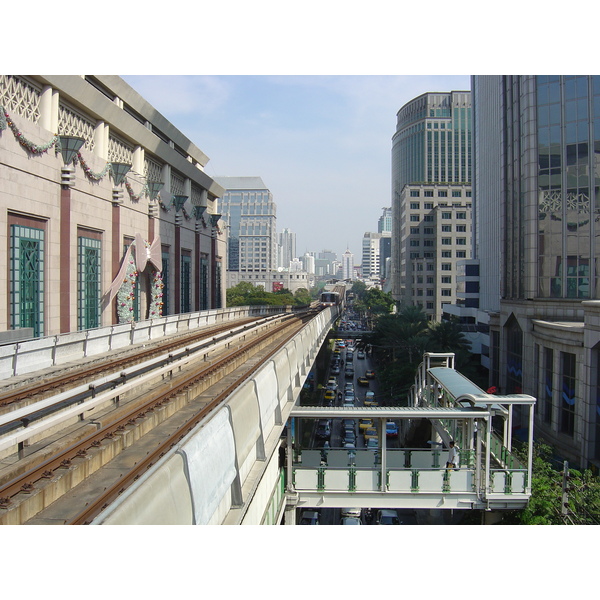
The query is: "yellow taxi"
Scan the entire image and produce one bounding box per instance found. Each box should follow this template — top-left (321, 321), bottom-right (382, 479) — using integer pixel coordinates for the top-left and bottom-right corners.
top-left (364, 427), bottom-right (378, 442)
top-left (359, 418), bottom-right (374, 431)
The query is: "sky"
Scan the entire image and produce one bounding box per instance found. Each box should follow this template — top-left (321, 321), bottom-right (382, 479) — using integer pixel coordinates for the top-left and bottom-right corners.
top-left (122, 74), bottom-right (471, 261)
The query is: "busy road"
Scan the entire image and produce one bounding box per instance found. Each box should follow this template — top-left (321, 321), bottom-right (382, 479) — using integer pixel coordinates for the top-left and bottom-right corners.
top-left (299, 308), bottom-right (415, 525)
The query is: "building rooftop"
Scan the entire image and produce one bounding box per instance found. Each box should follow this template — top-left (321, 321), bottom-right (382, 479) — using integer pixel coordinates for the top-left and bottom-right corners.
top-left (213, 176), bottom-right (268, 190)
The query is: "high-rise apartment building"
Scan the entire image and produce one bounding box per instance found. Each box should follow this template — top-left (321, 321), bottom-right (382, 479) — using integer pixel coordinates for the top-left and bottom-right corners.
top-left (378, 208), bottom-right (392, 286)
top-left (213, 176), bottom-right (277, 287)
top-left (474, 75), bottom-right (600, 468)
top-left (277, 227), bottom-right (296, 269)
top-left (362, 232), bottom-right (382, 280)
top-left (315, 250), bottom-right (337, 278)
top-left (301, 252), bottom-right (315, 275)
top-left (399, 183), bottom-right (472, 321)
top-left (391, 91), bottom-right (472, 305)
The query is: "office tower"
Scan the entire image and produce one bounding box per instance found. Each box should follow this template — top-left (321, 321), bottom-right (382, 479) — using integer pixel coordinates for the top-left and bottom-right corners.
top-left (399, 183), bottom-right (472, 321)
top-left (342, 249), bottom-right (354, 281)
top-left (302, 252), bottom-right (315, 274)
top-left (315, 250), bottom-right (337, 278)
top-left (475, 75), bottom-right (600, 467)
top-left (378, 207), bottom-right (393, 234)
top-left (213, 176), bottom-right (277, 284)
top-left (278, 228), bottom-right (296, 269)
top-left (391, 91), bottom-right (472, 305)
top-left (362, 232), bottom-right (382, 279)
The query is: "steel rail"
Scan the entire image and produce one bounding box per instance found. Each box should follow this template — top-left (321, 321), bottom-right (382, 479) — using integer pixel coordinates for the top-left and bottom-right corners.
top-left (71, 314), bottom-right (314, 525)
top-left (0, 316), bottom-right (263, 408)
top-left (0, 312), bottom-right (312, 520)
top-left (0, 313), bottom-right (293, 439)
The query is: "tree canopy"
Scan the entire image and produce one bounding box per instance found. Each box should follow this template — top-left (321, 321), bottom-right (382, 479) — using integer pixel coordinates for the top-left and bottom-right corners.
top-left (362, 306), bottom-right (475, 403)
top-left (226, 282), bottom-right (313, 307)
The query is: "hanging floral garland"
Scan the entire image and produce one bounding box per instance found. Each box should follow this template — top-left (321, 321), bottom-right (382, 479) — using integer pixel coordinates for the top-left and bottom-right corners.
top-left (125, 180), bottom-right (150, 202)
top-left (75, 151), bottom-right (111, 182)
top-left (0, 105), bottom-right (59, 154)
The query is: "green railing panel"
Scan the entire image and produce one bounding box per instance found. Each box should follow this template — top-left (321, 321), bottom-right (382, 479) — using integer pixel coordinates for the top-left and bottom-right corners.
top-left (348, 467), bottom-right (356, 492)
top-left (317, 467), bottom-right (325, 491)
top-left (411, 469), bottom-right (419, 492)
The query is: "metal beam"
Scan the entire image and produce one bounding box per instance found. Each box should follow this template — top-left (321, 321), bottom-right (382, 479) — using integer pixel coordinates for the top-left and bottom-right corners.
top-left (289, 406), bottom-right (491, 420)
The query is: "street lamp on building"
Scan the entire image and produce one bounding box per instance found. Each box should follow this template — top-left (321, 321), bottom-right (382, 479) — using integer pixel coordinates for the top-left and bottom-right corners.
top-left (58, 135), bottom-right (85, 187)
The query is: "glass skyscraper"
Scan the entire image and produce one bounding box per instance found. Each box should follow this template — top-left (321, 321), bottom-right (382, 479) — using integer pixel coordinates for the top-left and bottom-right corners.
top-left (391, 91), bottom-right (472, 302)
top-left (213, 176), bottom-right (277, 275)
top-left (474, 75), bottom-right (600, 468)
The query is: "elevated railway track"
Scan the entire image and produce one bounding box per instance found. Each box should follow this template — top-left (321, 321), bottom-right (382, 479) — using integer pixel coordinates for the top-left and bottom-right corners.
top-left (0, 306), bottom-right (321, 524)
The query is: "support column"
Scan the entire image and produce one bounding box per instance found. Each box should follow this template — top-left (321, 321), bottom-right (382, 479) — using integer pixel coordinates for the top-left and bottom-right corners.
top-left (174, 225), bottom-right (181, 313)
top-left (133, 145), bottom-right (144, 175)
top-left (111, 203), bottom-right (121, 324)
top-left (59, 186), bottom-right (71, 333)
top-left (94, 121), bottom-right (106, 160)
top-left (39, 86), bottom-right (53, 132)
top-left (194, 230), bottom-right (200, 311)
top-left (485, 415), bottom-right (492, 496)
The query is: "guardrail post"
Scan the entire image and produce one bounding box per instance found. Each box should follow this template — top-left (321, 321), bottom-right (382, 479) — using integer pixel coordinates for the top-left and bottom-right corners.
top-left (52, 335), bottom-right (59, 366)
top-left (348, 467), bottom-right (356, 492)
top-left (317, 467), bottom-right (325, 491)
top-left (411, 469), bottom-right (419, 492)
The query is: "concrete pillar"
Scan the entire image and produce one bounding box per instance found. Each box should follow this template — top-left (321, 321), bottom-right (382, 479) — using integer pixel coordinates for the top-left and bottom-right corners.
top-left (94, 121), bottom-right (108, 160)
top-left (39, 86), bottom-right (53, 132)
top-left (133, 145), bottom-right (144, 174)
top-left (51, 89), bottom-right (59, 133)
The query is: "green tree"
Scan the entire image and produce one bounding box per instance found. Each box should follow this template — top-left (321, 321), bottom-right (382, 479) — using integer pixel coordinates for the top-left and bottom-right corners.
top-left (294, 288), bottom-right (312, 306)
top-left (363, 288), bottom-right (395, 315)
top-left (500, 442), bottom-right (600, 524)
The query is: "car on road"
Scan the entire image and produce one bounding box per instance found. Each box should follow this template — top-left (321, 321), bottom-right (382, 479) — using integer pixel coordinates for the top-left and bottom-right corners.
top-left (365, 437), bottom-right (379, 450)
top-left (341, 507), bottom-right (361, 518)
top-left (331, 365), bottom-right (340, 375)
top-left (324, 390), bottom-right (336, 403)
top-left (386, 421), bottom-right (399, 437)
top-left (364, 427), bottom-right (378, 442)
top-left (343, 430), bottom-right (357, 445)
top-left (359, 418), bottom-right (374, 431)
top-left (357, 376), bottom-right (369, 386)
top-left (344, 368), bottom-right (355, 378)
top-left (340, 517), bottom-right (361, 525)
top-left (342, 419), bottom-right (356, 434)
top-left (316, 422), bottom-right (331, 440)
top-left (365, 370), bottom-right (375, 379)
top-left (357, 350), bottom-right (366, 359)
top-left (364, 391), bottom-right (377, 406)
top-left (300, 510), bottom-right (320, 525)
top-left (375, 509), bottom-right (400, 525)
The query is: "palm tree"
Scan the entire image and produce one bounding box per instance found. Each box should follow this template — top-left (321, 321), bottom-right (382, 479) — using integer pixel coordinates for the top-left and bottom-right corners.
top-left (427, 318), bottom-right (471, 353)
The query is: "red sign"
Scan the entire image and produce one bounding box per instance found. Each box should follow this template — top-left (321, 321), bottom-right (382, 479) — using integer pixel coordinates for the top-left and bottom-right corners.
top-left (272, 281), bottom-right (283, 292)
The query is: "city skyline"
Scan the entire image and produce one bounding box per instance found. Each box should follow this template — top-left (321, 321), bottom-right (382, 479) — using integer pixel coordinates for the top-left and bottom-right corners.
top-left (122, 74), bottom-right (472, 261)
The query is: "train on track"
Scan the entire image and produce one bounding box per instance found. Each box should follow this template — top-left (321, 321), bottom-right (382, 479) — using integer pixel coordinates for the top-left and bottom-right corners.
top-left (319, 291), bottom-right (341, 307)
